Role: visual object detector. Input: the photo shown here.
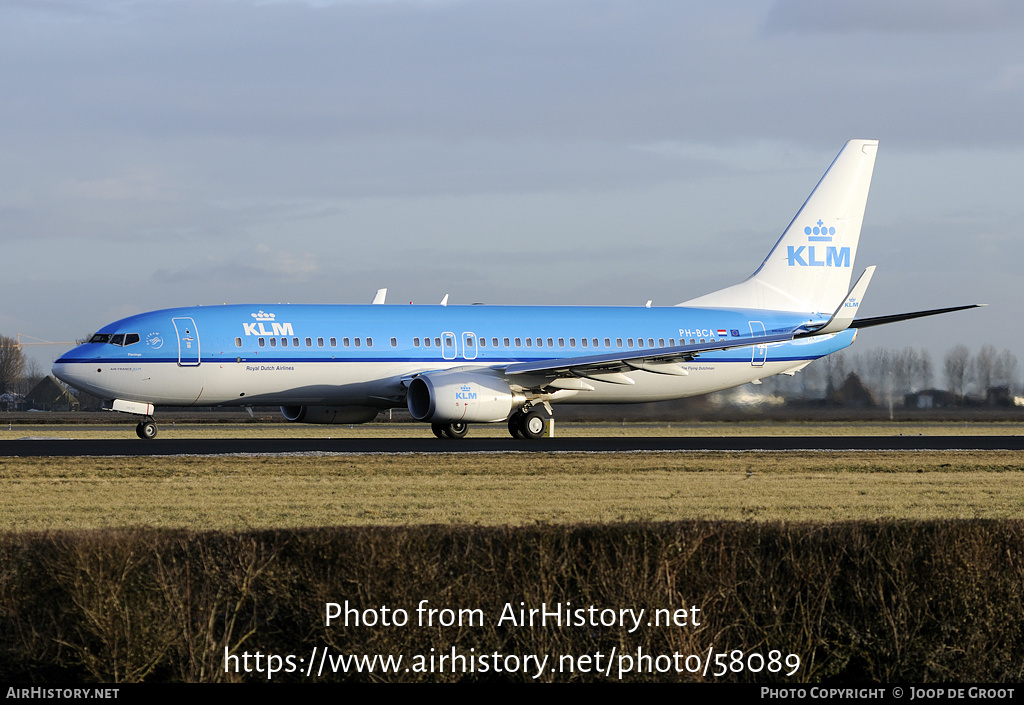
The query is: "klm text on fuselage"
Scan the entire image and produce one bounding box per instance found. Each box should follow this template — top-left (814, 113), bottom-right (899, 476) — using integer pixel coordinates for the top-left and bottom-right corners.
top-left (243, 322), bottom-right (295, 336)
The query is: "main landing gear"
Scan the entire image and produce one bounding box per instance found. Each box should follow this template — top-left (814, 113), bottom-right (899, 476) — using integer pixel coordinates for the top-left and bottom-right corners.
top-left (135, 417), bottom-right (158, 440)
top-left (431, 421), bottom-right (469, 439)
top-left (429, 408), bottom-right (552, 440)
top-left (506, 408), bottom-right (548, 440)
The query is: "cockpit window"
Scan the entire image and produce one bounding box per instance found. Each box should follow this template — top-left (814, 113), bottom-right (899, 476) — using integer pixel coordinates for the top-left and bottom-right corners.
top-left (91, 332), bottom-right (141, 346)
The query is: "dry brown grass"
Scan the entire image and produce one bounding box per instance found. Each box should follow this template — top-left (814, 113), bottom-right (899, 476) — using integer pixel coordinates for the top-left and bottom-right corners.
top-left (2, 451), bottom-right (1022, 530)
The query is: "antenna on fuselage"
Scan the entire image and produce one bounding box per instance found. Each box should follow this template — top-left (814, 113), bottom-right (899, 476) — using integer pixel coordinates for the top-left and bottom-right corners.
top-left (440, 294), bottom-right (449, 306)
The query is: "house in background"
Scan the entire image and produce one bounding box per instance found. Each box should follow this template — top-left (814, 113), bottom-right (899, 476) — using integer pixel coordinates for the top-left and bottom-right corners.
top-left (0, 392), bottom-right (25, 411)
top-left (24, 376), bottom-right (79, 411)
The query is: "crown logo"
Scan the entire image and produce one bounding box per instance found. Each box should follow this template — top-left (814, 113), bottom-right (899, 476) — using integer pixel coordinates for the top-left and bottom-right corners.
top-left (804, 219), bottom-right (835, 240)
top-left (251, 311), bottom-right (276, 320)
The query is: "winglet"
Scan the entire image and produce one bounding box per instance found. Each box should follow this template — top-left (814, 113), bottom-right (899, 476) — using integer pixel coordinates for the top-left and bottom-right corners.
top-left (806, 265), bottom-right (875, 336)
top-left (371, 288), bottom-right (387, 305)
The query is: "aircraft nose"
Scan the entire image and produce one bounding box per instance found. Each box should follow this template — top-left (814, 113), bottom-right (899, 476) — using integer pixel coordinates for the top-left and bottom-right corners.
top-left (51, 358), bottom-right (88, 389)
top-left (51, 360), bottom-right (72, 384)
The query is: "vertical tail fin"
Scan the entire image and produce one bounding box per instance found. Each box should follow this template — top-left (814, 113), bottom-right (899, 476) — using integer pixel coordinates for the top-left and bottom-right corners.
top-left (681, 139), bottom-right (878, 314)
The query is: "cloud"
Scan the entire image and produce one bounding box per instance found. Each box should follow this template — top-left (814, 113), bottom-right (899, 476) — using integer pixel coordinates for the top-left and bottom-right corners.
top-left (1, 0), bottom-right (1022, 362)
top-left (765, 0), bottom-right (1024, 34)
top-left (986, 64), bottom-right (1024, 92)
top-left (152, 242), bottom-right (320, 287)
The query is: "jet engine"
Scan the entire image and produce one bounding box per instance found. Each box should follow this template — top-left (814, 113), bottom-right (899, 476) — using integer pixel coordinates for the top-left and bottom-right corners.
top-left (406, 371), bottom-right (522, 424)
top-left (280, 406), bottom-right (380, 424)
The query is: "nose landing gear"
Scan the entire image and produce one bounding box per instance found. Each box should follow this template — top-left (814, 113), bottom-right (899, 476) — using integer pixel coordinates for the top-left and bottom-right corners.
top-left (135, 418), bottom-right (158, 439)
top-left (105, 400), bottom-right (159, 439)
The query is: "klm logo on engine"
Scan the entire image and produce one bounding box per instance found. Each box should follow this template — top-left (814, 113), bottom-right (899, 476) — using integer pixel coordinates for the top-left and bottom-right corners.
top-left (455, 384), bottom-right (477, 401)
top-left (242, 310), bottom-right (294, 336)
top-left (787, 219), bottom-right (850, 267)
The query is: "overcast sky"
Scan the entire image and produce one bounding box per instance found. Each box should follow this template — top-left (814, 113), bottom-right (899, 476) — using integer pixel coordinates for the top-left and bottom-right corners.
top-left (2, 0), bottom-right (1022, 372)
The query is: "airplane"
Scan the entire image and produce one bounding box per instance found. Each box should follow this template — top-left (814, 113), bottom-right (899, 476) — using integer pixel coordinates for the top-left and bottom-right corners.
top-left (52, 139), bottom-right (979, 440)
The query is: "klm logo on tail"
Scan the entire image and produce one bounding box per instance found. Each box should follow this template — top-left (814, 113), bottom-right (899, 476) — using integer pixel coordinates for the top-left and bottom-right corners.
top-left (787, 218), bottom-right (850, 267)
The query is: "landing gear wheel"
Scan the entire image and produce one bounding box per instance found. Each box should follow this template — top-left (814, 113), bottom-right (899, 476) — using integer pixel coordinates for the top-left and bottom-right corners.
top-left (432, 422), bottom-right (469, 439)
top-left (446, 421), bottom-right (469, 439)
top-left (508, 412), bottom-right (525, 439)
top-left (136, 419), bottom-right (158, 440)
top-left (521, 410), bottom-right (546, 440)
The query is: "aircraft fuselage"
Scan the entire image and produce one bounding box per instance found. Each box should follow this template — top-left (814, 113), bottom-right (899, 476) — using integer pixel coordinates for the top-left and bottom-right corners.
top-left (52, 303), bottom-right (854, 409)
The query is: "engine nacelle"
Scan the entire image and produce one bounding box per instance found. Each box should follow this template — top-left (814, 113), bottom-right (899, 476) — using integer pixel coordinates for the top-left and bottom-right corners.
top-left (280, 405), bottom-right (380, 424)
top-left (407, 371), bottom-right (520, 424)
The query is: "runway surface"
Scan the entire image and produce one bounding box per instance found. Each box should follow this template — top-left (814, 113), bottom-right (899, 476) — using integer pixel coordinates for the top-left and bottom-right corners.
top-left (2, 435), bottom-right (1023, 457)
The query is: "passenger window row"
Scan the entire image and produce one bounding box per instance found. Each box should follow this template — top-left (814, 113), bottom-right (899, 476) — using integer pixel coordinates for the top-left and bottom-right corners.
top-left (230, 335), bottom-right (712, 351)
top-left (236, 336), bottom-right (386, 349)
top-left (101, 332), bottom-right (712, 352)
top-left (409, 336), bottom-right (701, 350)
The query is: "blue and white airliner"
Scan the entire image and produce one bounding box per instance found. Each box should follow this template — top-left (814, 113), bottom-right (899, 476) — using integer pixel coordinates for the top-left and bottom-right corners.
top-left (52, 140), bottom-right (977, 439)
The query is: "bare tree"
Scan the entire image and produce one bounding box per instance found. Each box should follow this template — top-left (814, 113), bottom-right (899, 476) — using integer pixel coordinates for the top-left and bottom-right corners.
top-left (891, 348), bottom-right (914, 399)
top-left (822, 351), bottom-right (847, 400)
top-left (12, 358), bottom-right (46, 396)
top-left (972, 344), bottom-right (1001, 394)
top-left (994, 349), bottom-right (1018, 390)
top-left (944, 344), bottom-right (970, 400)
top-left (865, 348), bottom-right (892, 402)
top-left (918, 349), bottom-right (934, 390)
top-left (798, 358), bottom-right (824, 397)
top-left (0, 335), bottom-right (26, 394)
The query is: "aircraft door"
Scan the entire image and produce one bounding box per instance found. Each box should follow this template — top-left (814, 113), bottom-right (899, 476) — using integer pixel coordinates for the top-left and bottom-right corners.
top-left (461, 332), bottom-right (478, 360)
top-left (172, 317), bottom-right (201, 367)
top-left (749, 321), bottom-right (767, 367)
top-left (441, 331), bottom-right (457, 361)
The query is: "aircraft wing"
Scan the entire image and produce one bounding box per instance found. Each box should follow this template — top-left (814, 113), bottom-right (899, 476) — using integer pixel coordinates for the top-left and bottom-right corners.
top-left (849, 304), bottom-right (984, 329)
top-left (502, 269), bottom-right (874, 383)
top-left (501, 264), bottom-right (982, 384)
top-left (502, 330), bottom-right (800, 383)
